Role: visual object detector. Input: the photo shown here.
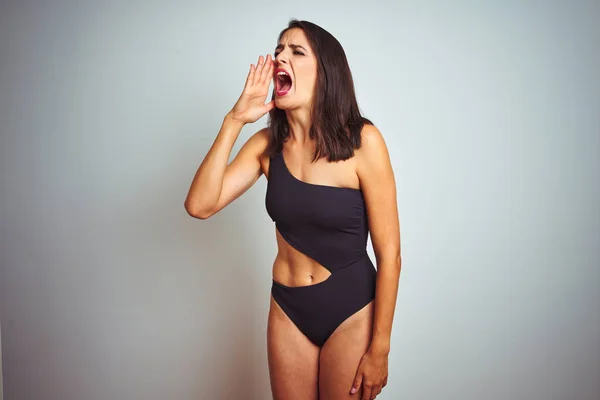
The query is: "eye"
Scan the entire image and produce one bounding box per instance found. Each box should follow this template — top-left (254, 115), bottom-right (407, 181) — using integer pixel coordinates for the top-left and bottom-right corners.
top-left (274, 49), bottom-right (305, 58)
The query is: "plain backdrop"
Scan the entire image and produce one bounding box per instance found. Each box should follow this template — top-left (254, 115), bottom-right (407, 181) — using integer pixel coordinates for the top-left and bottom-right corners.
top-left (1, 1), bottom-right (599, 399)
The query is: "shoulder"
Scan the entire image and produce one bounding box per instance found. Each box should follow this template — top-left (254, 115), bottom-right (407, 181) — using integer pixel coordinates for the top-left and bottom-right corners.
top-left (240, 127), bottom-right (270, 158)
top-left (356, 124), bottom-right (390, 167)
top-left (355, 124), bottom-right (396, 199)
top-left (245, 128), bottom-right (271, 174)
top-left (249, 127), bottom-right (270, 147)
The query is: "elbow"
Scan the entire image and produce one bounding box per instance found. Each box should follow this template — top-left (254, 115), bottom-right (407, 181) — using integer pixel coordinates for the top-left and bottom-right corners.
top-left (391, 253), bottom-right (402, 271)
top-left (376, 251), bottom-right (402, 272)
top-left (184, 199), bottom-right (213, 220)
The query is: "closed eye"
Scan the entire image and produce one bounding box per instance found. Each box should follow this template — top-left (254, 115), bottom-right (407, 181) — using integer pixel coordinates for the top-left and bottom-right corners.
top-left (274, 50), bottom-right (305, 57)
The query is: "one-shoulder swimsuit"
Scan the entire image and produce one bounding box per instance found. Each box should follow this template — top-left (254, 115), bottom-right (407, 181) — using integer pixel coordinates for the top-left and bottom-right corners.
top-left (265, 151), bottom-right (377, 347)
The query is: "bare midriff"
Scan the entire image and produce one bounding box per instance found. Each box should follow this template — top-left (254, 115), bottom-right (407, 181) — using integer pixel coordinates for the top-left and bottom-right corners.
top-left (271, 228), bottom-right (331, 287)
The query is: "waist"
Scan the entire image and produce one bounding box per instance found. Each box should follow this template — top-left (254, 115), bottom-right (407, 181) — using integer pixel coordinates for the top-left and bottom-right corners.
top-left (271, 251), bottom-right (369, 287)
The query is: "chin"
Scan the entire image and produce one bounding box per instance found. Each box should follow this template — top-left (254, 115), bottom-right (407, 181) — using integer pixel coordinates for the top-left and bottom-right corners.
top-left (274, 97), bottom-right (292, 110)
top-left (275, 95), bottom-right (309, 111)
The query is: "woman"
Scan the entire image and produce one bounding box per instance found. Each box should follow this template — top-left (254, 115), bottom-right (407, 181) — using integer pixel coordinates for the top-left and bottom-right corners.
top-left (185, 20), bottom-right (401, 400)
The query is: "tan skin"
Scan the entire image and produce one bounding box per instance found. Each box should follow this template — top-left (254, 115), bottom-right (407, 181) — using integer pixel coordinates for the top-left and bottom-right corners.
top-left (185, 28), bottom-right (401, 400)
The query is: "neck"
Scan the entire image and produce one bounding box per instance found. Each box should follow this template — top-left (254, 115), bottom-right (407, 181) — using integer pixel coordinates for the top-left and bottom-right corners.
top-left (285, 106), bottom-right (312, 146)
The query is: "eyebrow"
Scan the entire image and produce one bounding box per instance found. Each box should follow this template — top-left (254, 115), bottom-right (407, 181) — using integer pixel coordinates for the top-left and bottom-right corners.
top-left (275, 43), bottom-right (308, 52)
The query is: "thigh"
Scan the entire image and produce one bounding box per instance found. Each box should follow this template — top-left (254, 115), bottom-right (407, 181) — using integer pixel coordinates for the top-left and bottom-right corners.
top-left (267, 294), bottom-right (320, 400)
top-left (318, 300), bottom-right (374, 400)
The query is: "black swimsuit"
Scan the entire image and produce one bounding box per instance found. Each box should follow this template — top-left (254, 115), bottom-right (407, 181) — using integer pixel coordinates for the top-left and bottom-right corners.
top-left (266, 151), bottom-right (377, 347)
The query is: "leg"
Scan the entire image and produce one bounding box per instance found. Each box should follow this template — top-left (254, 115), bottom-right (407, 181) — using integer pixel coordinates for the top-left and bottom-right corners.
top-left (318, 300), bottom-right (374, 400)
top-left (267, 294), bottom-right (320, 400)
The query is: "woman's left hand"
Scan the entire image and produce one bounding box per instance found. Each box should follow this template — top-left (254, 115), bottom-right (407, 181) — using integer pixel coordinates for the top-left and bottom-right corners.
top-left (350, 348), bottom-right (389, 399)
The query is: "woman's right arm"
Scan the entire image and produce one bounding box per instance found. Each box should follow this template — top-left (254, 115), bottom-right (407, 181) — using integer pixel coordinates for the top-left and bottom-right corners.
top-left (184, 116), bottom-right (268, 219)
top-left (184, 54), bottom-right (275, 219)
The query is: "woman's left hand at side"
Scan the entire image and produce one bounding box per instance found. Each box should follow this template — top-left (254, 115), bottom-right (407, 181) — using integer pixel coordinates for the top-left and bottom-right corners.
top-left (349, 348), bottom-right (389, 399)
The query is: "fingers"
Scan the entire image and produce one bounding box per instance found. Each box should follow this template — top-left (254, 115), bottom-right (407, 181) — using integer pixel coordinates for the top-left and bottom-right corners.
top-left (255, 55), bottom-right (265, 84)
top-left (361, 381), bottom-right (382, 400)
top-left (250, 55), bottom-right (263, 87)
top-left (245, 63), bottom-right (256, 89)
top-left (263, 100), bottom-right (276, 113)
top-left (350, 373), bottom-right (362, 395)
top-left (247, 54), bottom-right (273, 88)
top-left (259, 54), bottom-right (273, 84)
top-left (361, 384), bottom-right (372, 400)
top-left (373, 385), bottom-right (382, 398)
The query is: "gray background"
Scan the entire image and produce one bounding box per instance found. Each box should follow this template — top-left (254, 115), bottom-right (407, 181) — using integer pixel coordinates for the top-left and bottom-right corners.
top-left (1, 1), bottom-right (599, 399)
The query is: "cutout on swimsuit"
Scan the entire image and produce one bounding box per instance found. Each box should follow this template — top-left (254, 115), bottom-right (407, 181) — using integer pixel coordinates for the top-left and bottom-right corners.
top-left (273, 227), bottom-right (332, 287)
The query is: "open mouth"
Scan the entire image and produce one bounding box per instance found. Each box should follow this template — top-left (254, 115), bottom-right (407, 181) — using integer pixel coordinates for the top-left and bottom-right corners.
top-left (275, 69), bottom-right (292, 96)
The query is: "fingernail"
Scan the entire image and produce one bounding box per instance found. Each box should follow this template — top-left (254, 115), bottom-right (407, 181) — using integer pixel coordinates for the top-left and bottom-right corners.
top-left (350, 387), bottom-right (356, 394)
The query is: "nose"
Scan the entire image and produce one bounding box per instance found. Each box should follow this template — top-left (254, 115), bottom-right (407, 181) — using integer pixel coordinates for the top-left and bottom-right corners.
top-left (276, 59), bottom-right (288, 70)
top-left (275, 52), bottom-right (288, 66)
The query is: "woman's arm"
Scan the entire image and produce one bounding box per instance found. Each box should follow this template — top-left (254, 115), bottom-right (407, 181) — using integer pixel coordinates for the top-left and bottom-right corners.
top-left (357, 124), bottom-right (402, 354)
top-left (350, 124), bottom-right (401, 398)
top-left (184, 122), bottom-right (269, 219)
top-left (184, 54), bottom-right (274, 219)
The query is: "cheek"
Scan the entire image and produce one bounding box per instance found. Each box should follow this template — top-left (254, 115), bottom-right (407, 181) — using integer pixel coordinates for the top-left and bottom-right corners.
top-left (308, 66), bottom-right (318, 91)
top-left (296, 62), bottom-right (318, 89)
top-left (300, 70), bottom-right (318, 92)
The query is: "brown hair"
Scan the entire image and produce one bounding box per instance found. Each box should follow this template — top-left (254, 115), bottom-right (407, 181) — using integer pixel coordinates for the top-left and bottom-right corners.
top-left (266, 19), bottom-right (374, 162)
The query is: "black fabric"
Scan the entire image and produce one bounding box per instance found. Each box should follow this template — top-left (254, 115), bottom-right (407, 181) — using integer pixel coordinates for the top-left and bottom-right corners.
top-left (266, 151), bottom-right (377, 346)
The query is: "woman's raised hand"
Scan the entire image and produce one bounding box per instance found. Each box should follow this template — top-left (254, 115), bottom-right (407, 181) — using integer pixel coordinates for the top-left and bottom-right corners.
top-left (229, 54), bottom-right (275, 124)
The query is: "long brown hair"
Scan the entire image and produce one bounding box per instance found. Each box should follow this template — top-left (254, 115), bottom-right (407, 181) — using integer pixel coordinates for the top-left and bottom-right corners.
top-left (266, 19), bottom-right (374, 162)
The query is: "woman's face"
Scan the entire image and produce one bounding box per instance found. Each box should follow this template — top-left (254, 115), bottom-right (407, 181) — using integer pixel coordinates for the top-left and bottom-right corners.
top-left (273, 28), bottom-right (318, 110)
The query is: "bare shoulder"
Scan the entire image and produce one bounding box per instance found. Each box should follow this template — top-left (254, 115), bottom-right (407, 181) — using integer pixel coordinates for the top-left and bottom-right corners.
top-left (236, 127), bottom-right (270, 166)
top-left (245, 127), bottom-right (270, 153)
top-left (238, 127), bottom-right (270, 177)
top-left (355, 124), bottom-right (391, 176)
top-left (254, 126), bottom-right (270, 142)
top-left (354, 125), bottom-right (399, 256)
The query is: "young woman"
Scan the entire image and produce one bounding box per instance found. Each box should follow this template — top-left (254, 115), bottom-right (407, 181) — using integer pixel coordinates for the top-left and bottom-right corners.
top-left (185, 20), bottom-right (401, 400)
